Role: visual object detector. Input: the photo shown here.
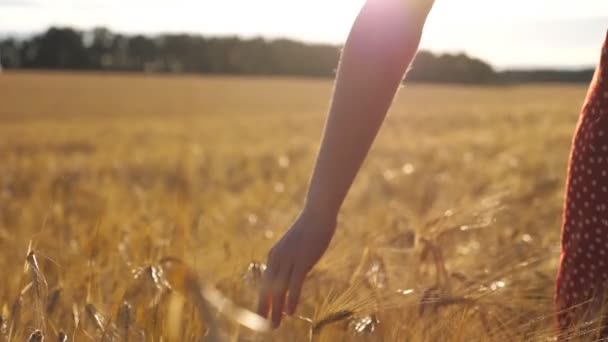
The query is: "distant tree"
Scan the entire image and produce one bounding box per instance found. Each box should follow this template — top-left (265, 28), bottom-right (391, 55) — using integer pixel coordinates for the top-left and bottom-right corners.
top-left (0, 26), bottom-right (593, 84)
top-left (500, 69), bottom-right (594, 84)
top-left (24, 27), bottom-right (90, 69)
top-left (127, 35), bottom-right (158, 71)
top-left (87, 27), bottom-right (116, 69)
top-left (158, 34), bottom-right (206, 73)
top-left (406, 51), bottom-right (498, 84)
top-left (0, 38), bottom-right (21, 68)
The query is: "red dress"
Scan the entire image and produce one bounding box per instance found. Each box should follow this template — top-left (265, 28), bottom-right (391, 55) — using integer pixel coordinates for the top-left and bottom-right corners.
top-left (556, 30), bottom-right (608, 335)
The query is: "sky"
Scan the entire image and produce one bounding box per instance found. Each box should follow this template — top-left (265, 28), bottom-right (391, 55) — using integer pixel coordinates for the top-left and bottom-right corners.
top-left (0, 0), bottom-right (607, 69)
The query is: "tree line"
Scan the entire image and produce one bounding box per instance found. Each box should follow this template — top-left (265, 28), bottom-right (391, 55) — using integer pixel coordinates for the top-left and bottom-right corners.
top-left (0, 27), bottom-right (595, 84)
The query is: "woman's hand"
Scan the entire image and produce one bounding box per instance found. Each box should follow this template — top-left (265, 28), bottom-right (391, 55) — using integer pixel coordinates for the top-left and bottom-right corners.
top-left (257, 206), bottom-right (337, 328)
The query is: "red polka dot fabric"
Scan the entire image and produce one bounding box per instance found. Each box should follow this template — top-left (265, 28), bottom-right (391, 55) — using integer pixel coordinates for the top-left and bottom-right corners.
top-left (556, 30), bottom-right (608, 336)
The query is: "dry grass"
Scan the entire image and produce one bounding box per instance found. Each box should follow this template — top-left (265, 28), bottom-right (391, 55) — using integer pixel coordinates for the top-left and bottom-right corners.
top-left (0, 71), bottom-right (595, 341)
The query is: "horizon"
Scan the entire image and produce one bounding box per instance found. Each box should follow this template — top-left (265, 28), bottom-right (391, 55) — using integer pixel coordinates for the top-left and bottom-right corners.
top-left (0, 0), bottom-right (607, 69)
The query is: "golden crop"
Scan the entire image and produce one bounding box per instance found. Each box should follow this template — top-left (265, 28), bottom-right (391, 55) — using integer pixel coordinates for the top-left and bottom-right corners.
top-left (0, 72), bottom-right (591, 341)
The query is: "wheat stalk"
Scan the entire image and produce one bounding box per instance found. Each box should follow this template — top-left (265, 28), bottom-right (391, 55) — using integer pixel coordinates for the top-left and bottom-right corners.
top-left (27, 329), bottom-right (44, 342)
top-left (26, 250), bottom-right (49, 335)
top-left (311, 310), bottom-right (354, 334)
top-left (7, 295), bottom-right (22, 342)
top-left (57, 331), bottom-right (68, 342)
top-left (159, 257), bottom-right (271, 338)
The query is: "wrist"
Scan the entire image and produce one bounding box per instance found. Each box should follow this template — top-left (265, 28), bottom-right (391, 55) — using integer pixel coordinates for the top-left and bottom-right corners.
top-left (302, 199), bottom-right (339, 224)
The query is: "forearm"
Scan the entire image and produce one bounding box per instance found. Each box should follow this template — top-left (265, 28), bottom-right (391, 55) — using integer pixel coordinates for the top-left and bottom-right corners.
top-left (305, 0), bottom-right (433, 217)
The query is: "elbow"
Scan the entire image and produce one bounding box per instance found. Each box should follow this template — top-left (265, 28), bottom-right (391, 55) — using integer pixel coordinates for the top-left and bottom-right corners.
top-left (362, 0), bottom-right (434, 25)
top-left (354, 0), bottom-right (430, 49)
top-left (346, 0), bottom-right (429, 71)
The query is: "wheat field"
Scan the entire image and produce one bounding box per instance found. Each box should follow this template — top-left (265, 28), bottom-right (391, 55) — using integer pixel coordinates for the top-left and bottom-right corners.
top-left (0, 71), bottom-right (592, 341)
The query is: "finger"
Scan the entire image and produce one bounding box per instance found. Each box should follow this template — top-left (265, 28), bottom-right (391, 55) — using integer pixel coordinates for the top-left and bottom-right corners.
top-left (286, 267), bottom-right (306, 315)
top-left (271, 264), bottom-right (292, 328)
top-left (257, 258), bottom-right (279, 317)
top-left (257, 283), bottom-right (271, 318)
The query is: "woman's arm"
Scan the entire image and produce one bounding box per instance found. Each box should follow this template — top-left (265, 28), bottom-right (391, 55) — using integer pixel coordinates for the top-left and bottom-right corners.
top-left (257, 0), bottom-right (434, 328)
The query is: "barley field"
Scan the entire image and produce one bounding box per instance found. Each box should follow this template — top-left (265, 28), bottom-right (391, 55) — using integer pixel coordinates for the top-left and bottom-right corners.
top-left (0, 72), bottom-right (591, 341)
